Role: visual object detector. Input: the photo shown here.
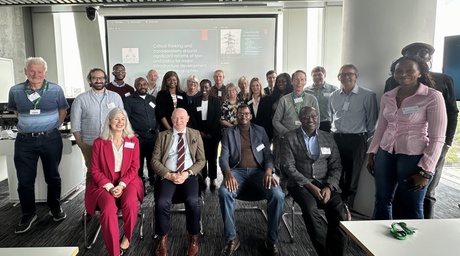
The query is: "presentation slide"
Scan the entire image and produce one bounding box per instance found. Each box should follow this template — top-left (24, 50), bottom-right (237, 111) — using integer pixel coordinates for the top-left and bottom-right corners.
top-left (105, 15), bottom-right (277, 89)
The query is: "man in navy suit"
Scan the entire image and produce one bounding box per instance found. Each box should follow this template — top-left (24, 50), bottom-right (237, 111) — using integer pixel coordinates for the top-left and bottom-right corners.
top-left (219, 104), bottom-right (284, 256)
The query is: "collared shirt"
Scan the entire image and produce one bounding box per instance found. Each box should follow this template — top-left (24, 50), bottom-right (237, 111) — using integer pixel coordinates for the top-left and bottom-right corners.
top-left (368, 84), bottom-right (447, 172)
top-left (123, 92), bottom-right (158, 139)
top-left (147, 84), bottom-right (160, 98)
top-left (70, 88), bottom-right (124, 145)
top-left (306, 82), bottom-right (338, 122)
top-left (301, 127), bottom-right (320, 161)
top-left (8, 80), bottom-right (69, 133)
top-left (329, 85), bottom-right (378, 137)
top-left (165, 128), bottom-right (193, 172)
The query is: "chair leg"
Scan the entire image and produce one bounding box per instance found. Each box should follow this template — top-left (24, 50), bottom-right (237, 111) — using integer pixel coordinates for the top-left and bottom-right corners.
top-left (83, 210), bottom-right (102, 249)
top-left (139, 205), bottom-right (144, 240)
top-left (200, 196), bottom-right (205, 236)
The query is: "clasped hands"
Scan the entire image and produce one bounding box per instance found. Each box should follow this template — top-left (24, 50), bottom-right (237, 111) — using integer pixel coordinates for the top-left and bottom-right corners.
top-left (165, 171), bottom-right (190, 184)
top-left (109, 185), bottom-right (124, 198)
top-left (305, 182), bottom-right (331, 204)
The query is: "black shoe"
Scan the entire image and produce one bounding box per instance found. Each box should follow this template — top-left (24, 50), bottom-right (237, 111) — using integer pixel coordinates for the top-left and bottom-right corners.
top-left (15, 214), bottom-right (37, 234)
top-left (49, 207), bottom-right (66, 221)
top-left (210, 179), bottom-right (217, 189)
top-left (221, 233), bottom-right (240, 256)
top-left (264, 241), bottom-right (281, 256)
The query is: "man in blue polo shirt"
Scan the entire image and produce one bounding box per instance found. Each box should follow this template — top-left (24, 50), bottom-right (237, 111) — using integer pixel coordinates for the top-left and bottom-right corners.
top-left (8, 57), bottom-right (69, 234)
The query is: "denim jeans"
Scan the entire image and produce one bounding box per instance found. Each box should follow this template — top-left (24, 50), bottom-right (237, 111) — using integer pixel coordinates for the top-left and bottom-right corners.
top-left (218, 168), bottom-right (284, 243)
top-left (14, 129), bottom-right (63, 215)
top-left (373, 148), bottom-right (431, 220)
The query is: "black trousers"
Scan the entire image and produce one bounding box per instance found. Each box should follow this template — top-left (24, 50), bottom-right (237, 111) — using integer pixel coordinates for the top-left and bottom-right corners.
top-left (201, 136), bottom-right (220, 180)
top-left (288, 184), bottom-right (348, 256)
top-left (138, 136), bottom-right (156, 184)
top-left (333, 133), bottom-right (367, 207)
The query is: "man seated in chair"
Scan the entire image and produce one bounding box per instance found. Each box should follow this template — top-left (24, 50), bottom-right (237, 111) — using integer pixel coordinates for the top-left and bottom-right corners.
top-left (280, 106), bottom-right (348, 256)
top-left (151, 108), bottom-right (205, 256)
top-left (219, 104), bottom-right (284, 256)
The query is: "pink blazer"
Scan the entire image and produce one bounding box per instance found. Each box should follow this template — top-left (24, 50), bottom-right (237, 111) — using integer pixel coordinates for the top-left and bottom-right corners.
top-left (85, 136), bottom-right (144, 215)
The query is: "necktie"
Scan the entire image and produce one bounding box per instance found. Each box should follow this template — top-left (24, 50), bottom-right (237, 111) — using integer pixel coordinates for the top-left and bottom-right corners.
top-left (177, 133), bottom-right (185, 173)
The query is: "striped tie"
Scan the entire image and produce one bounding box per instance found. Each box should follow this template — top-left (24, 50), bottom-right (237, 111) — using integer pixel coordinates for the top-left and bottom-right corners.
top-left (177, 133), bottom-right (185, 173)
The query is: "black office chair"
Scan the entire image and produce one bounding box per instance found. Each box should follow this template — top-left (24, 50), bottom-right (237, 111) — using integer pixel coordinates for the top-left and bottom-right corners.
top-left (235, 185), bottom-right (268, 221)
top-left (83, 203), bottom-right (145, 249)
top-left (152, 179), bottom-right (204, 238)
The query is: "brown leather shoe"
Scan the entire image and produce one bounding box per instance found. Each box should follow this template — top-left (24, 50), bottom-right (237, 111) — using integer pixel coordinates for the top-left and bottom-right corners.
top-left (187, 234), bottom-right (199, 256)
top-left (221, 233), bottom-right (240, 256)
top-left (155, 235), bottom-right (168, 256)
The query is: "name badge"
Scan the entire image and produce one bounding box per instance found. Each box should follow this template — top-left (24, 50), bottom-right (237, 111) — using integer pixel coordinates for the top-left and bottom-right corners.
top-left (30, 109), bottom-right (41, 115)
top-left (256, 144), bottom-right (265, 152)
top-left (177, 95), bottom-right (183, 100)
top-left (247, 99), bottom-right (254, 105)
top-left (321, 147), bottom-right (331, 154)
top-left (323, 93), bottom-right (331, 97)
top-left (402, 106), bottom-right (419, 114)
top-left (28, 92), bottom-right (40, 102)
top-left (196, 106), bottom-right (203, 112)
top-left (124, 92), bottom-right (131, 97)
top-left (218, 91), bottom-right (222, 97)
top-left (295, 120), bottom-right (301, 126)
top-left (149, 102), bottom-right (156, 109)
top-left (294, 97), bottom-right (303, 104)
top-left (124, 142), bottom-right (135, 149)
top-left (342, 102), bottom-right (350, 111)
top-left (107, 102), bottom-right (116, 109)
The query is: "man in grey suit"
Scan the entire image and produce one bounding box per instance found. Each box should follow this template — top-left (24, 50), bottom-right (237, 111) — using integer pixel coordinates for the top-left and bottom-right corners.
top-left (219, 104), bottom-right (284, 256)
top-left (281, 106), bottom-right (348, 256)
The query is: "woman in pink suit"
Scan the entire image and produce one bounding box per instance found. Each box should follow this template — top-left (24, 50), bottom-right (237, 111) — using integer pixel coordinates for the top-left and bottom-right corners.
top-left (85, 108), bottom-right (144, 256)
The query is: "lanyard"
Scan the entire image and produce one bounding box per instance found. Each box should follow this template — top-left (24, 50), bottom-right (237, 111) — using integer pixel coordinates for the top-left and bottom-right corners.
top-left (24, 81), bottom-right (48, 109)
top-left (291, 92), bottom-right (306, 116)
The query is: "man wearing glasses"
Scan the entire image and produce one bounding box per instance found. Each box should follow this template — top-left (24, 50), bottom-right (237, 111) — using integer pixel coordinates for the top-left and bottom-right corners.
top-left (329, 64), bottom-right (378, 208)
top-left (71, 68), bottom-right (124, 183)
top-left (219, 104), bottom-right (284, 256)
top-left (106, 63), bottom-right (135, 99)
top-left (281, 106), bottom-right (348, 256)
top-left (384, 42), bottom-right (459, 219)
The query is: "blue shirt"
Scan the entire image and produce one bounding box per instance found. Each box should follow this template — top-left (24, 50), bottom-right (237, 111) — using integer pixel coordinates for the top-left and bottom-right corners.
top-left (8, 80), bottom-right (68, 133)
top-left (301, 127), bottom-right (320, 161)
top-left (70, 88), bottom-right (124, 145)
top-left (328, 85), bottom-right (378, 137)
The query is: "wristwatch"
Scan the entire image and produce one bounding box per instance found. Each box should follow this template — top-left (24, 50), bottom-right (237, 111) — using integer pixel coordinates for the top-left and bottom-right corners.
top-left (419, 170), bottom-right (433, 179)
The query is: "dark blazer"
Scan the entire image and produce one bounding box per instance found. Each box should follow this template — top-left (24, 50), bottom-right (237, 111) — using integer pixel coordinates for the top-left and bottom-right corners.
top-left (155, 90), bottom-right (189, 131)
top-left (151, 127), bottom-right (205, 178)
top-left (219, 123), bottom-right (274, 172)
top-left (384, 72), bottom-right (459, 146)
top-left (264, 87), bottom-right (273, 96)
top-left (85, 136), bottom-right (144, 215)
top-left (280, 128), bottom-right (342, 191)
top-left (247, 95), bottom-right (273, 140)
top-left (190, 96), bottom-right (222, 138)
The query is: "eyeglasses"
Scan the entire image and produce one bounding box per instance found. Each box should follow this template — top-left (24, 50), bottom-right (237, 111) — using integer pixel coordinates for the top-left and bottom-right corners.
top-left (404, 49), bottom-right (430, 57)
top-left (301, 115), bottom-right (319, 120)
top-left (339, 73), bottom-right (356, 78)
top-left (237, 112), bottom-right (251, 117)
top-left (91, 76), bottom-right (106, 81)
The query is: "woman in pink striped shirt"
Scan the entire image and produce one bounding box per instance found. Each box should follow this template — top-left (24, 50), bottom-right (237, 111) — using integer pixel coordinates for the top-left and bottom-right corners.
top-left (367, 56), bottom-right (447, 220)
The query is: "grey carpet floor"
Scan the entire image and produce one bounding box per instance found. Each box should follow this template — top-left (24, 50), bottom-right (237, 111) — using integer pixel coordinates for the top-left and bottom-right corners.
top-left (0, 173), bottom-right (459, 256)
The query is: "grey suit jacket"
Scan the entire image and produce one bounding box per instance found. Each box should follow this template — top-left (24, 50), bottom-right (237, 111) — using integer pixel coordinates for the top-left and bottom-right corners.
top-left (280, 128), bottom-right (342, 191)
top-left (152, 127), bottom-right (205, 178)
top-left (219, 123), bottom-right (274, 172)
